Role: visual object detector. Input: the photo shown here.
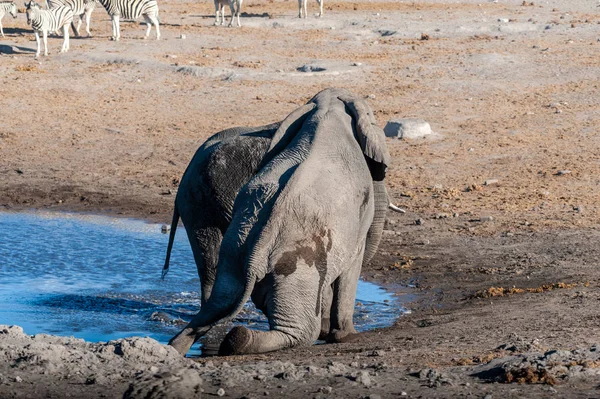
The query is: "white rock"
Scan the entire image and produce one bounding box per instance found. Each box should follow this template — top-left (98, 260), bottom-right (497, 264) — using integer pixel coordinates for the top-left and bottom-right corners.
top-left (384, 118), bottom-right (433, 139)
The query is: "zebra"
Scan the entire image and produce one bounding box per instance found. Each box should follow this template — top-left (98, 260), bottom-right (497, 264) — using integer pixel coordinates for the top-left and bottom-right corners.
top-left (0, 1), bottom-right (18, 37)
top-left (25, 1), bottom-right (73, 57)
top-left (95, 0), bottom-right (159, 41)
top-left (213, 0), bottom-right (242, 27)
top-left (298, 0), bottom-right (322, 18)
top-left (47, 0), bottom-right (96, 37)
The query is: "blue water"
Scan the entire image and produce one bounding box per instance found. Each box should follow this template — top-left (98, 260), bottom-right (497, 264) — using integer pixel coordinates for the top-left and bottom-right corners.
top-left (0, 211), bottom-right (408, 346)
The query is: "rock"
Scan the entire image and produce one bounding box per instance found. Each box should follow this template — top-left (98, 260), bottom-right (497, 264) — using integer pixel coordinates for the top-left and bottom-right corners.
top-left (351, 371), bottom-right (372, 387)
top-left (217, 387), bottom-right (226, 396)
top-left (415, 219), bottom-right (424, 226)
top-left (319, 386), bottom-right (333, 393)
top-left (123, 368), bottom-right (203, 399)
top-left (384, 118), bottom-right (433, 139)
top-left (180, 34), bottom-right (186, 39)
top-left (555, 170), bottom-right (571, 176)
top-left (160, 224), bottom-right (171, 234)
top-left (484, 179), bottom-right (499, 185)
top-left (479, 216), bottom-right (494, 222)
top-left (296, 65), bottom-right (326, 72)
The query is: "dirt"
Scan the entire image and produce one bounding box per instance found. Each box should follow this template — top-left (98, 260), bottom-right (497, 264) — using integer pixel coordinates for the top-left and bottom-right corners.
top-left (1, 0), bottom-right (600, 397)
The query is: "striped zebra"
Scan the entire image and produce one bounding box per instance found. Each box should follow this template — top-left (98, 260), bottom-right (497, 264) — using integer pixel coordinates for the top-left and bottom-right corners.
top-left (47, 0), bottom-right (96, 37)
top-left (0, 1), bottom-right (17, 37)
top-left (214, 0), bottom-right (242, 27)
top-left (25, 1), bottom-right (73, 57)
top-left (95, 0), bottom-right (159, 41)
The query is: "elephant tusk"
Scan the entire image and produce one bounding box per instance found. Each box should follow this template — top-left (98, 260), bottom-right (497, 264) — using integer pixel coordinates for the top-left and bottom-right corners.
top-left (388, 203), bottom-right (406, 213)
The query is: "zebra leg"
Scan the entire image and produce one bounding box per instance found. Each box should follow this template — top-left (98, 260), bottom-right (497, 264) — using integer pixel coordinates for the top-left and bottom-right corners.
top-left (84, 9), bottom-right (92, 37)
top-left (214, 1), bottom-right (220, 25)
top-left (297, 0), bottom-right (303, 18)
top-left (71, 15), bottom-right (82, 37)
top-left (1, 20), bottom-right (4, 38)
top-left (42, 29), bottom-right (48, 56)
top-left (143, 14), bottom-right (152, 39)
top-left (227, 1), bottom-right (234, 27)
top-left (148, 14), bottom-right (160, 40)
top-left (111, 15), bottom-right (120, 41)
top-left (61, 24), bottom-right (69, 52)
top-left (317, 0), bottom-right (323, 17)
top-left (236, 0), bottom-right (242, 27)
top-left (34, 31), bottom-right (41, 58)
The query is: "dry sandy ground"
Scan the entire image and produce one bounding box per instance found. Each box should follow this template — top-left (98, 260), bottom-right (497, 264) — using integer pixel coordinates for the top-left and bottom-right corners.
top-left (1, 0), bottom-right (600, 397)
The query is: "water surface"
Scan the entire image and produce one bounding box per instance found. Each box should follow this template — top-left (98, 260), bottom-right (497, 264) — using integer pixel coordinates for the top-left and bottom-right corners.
top-left (0, 211), bottom-right (409, 346)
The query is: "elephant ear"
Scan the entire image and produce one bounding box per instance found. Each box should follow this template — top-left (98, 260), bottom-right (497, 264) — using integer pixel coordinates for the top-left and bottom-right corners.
top-left (338, 94), bottom-right (391, 181)
top-left (261, 102), bottom-right (317, 166)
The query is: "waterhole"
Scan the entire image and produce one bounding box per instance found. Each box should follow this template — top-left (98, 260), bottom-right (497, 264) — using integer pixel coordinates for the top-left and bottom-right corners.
top-left (0, 211), bottom-right (410, 353)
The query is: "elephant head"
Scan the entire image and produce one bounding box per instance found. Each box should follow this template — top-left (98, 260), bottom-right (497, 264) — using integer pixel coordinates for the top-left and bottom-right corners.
top-left (168, 88), bottom-right (390, 356)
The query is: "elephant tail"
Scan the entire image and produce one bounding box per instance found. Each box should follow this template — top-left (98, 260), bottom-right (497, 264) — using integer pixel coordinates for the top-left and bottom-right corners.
top-left (162, 205), bottom-right (180, 279)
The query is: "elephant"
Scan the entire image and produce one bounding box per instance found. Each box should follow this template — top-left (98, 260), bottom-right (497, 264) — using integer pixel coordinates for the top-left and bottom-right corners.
top-left (165, 88), bottom-right (391, 356)
top-left (162, 122), bottom-right (281, 306)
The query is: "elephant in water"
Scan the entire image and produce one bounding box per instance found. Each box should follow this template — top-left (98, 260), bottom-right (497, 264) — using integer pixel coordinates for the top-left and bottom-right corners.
top-left (166, 88), bottom-right (391, 356)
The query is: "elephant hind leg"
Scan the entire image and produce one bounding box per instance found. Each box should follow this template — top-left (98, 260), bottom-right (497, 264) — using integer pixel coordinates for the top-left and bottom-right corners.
top-left (325, 256), bottom-right (362, 343)
top-left (219, 326), bottom-right (308, 355)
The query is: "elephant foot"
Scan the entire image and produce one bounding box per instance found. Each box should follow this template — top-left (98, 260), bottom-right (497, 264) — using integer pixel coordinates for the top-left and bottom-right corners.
top-left (168, 329), bottom-right (196, 355)
top-left (318, 317), bottom-right (331, 341)
top-left (219, 326), bottom-right (252, 356)
top-left (325, 329), bottom-right (360, 344)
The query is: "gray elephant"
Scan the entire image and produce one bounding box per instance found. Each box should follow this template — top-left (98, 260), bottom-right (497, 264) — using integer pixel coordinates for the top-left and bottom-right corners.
top-left (166, 88), bottom-right (390, 356)
top-left (162, 122), bottom-right (280, 306)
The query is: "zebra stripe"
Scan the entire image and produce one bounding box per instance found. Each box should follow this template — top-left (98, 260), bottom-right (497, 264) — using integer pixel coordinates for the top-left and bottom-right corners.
top-left (47, 0), bottom-right (95, 36)
top-left (97, 0), bottom-right (157, 21)
top-left (0, 1), bottom-right (17, 18)
top-left (47, 0), bottom-right (94, 17)
top-left (28, 4), bottom-right (73, 32)
top-left (0, 1), bottom-right (17, 37)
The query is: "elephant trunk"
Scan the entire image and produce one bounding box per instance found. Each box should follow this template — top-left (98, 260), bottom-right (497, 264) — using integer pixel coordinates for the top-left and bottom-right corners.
top-left (362, 180), bottom-right (388, 266)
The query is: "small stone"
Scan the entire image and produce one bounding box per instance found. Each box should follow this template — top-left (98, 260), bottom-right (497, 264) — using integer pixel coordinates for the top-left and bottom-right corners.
top-left (484, 395), bottom-right (492, 399)
top-left (367, 94), bottom-right (376, 99)
top-left (180, 34), bottom-right (186, 39)
top-left (319, 386), bottom-right (332, 394)
top-left (484, 179), bottom-right (498, 185)
top-left (352, 62), bottom-right (363, 66)
top-left (480, 216), bottom-right (494, 222)
top-left (401, 393), bottom-right (408, 397)
top-left (555, 170), bottom-right (571, 176)
top-left (14, 376), bottom-right (23, 383)
top-left (498, 18), bottom-right (509, 23)
top-left (384, 118), bottom-right (433, 139)
top-left (369, 350), bottom-right (386, 357)
top-left (217, 388), bottom-right (226, 397)
top-left (355, 371), bottom-right (372, 387)
top-left (435, 213), bottom-right (449, 219)
top-left (415, 219), bottom-right (424, 225)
